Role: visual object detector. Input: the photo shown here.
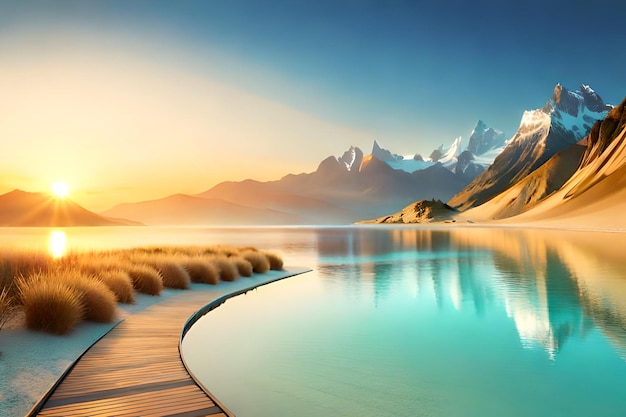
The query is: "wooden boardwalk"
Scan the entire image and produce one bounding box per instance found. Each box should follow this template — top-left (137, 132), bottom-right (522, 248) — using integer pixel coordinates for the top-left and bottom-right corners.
top-left (36, 292), bottom-right (231, 417)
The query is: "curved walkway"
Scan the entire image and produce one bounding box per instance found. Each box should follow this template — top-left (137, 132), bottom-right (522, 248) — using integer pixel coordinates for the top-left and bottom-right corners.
top-left (33, 268), bottom-right (310, 417)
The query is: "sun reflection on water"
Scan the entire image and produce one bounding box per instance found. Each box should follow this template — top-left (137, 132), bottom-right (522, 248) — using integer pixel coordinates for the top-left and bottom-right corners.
top-left (48, 230), bottom-right (67, 258)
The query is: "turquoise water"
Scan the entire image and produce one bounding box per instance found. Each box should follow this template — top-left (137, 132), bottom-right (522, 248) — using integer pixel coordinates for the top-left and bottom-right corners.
top-left (1, 225), bottom-right (624, 416)
top-left (181, 227), bottom-right (626, 417)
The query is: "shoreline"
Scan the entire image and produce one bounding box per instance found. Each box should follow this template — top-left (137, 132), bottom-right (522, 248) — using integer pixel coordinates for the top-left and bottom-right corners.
top-left (1, 267), bottom-right (311, 417)
top-left (354, 220), bottom-right (626, 234)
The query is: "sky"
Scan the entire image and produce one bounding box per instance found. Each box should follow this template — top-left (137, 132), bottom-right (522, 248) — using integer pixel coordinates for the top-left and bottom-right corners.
top-left (1, 0), bottom-right (625, 211)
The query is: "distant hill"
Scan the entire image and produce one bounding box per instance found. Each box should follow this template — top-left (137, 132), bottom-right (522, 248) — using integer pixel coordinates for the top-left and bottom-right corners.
top-left (104, 144), bottom-right (475, 226)
top-left (101, 193), bottom-right (303, 226)
top-left (101, 115), bottom-right (506, 226)
top-left (191, 151), bottom-right (471, 224)
top-left (0, 189), bottom-right (140, 227)
top-left (361, 199), bottom-right (458, 224)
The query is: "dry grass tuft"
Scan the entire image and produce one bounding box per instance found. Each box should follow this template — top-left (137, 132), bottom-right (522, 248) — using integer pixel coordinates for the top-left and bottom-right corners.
top-left (238, 246), bottom-right (258, 252)
top-left (262, 251), bottom-right (284, 270)
top-left (230, 256), bottom-right (253, 277)
top-left (1, 250), bottom-right (52, 289)
top-left (241, 250), bottom-right (270, 273)
top-left (55, 271), bottom-right (117, 323)
top-left (0, 287), bottom-right (18, 331)
top-left (153, 260), bottom-right (191, 290)
top-left (98, 269), bottom-right (135, 304)
top-left (204, 244), bottom-right (240, 257)
top-left (209, 256), bottom-right (239, 282)
top-left (18, 276), bottom-right (84, 335)
top-left (181, 258), bottom-right (219, 285)
top-left (126, 264), bottom-right (163, 296)
top-left (0, 243), bottom-right (282, 333)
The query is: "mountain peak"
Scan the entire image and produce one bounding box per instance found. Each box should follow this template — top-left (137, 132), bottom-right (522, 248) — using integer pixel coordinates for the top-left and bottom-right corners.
top-left (579, 84), bottom-right (612, 113)
top-left (337, 146), bottom-right (364, 172)
top-left (316, 155), bottom-right (344, 174)
top-left (467, 120), bottom-right (506, 156)
top-left (545, 83), bottom-right (611, 119)
top-left (449, 84), bottom-right (613, 211)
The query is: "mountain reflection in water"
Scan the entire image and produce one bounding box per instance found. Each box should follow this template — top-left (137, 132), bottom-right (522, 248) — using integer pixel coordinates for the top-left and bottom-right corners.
top-left (314, 227), bottom-right (626, 360)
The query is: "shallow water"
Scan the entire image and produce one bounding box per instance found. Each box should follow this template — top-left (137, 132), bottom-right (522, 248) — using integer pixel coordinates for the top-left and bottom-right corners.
top-left (179, 226), bottom-right (626, 417)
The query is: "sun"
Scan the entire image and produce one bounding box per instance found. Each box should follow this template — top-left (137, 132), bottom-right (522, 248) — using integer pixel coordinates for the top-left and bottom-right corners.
top-left (50, 181), bottom-right (70, 199)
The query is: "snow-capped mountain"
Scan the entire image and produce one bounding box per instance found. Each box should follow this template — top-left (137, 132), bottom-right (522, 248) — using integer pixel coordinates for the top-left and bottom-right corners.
top-left (468, 96), bottom-right (626, 227)
top-left (371, 120), bottom-right (504, 178)
top-left (449, 84), bottom-right (612, 210)
top-left (370, 136), bottom-right (464, 174)
top-left (467, 120), bottom-right (507, 156)
top-left (429, 136), bottom-right (463, 169)
top-left (106, 141), bottom-right (477, 225)
top-left (456, 120), bottom-right (508, 177)
top-left (370, 140), bottom-right (434, 173)
top-left (337, 146), bottom-right (364, 172)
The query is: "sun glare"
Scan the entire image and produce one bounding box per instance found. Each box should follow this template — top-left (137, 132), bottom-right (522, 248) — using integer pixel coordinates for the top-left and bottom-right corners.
top-left (50, 181), bottom-right (70, 198)
top-left (49, 230), bottom-right (67, 259)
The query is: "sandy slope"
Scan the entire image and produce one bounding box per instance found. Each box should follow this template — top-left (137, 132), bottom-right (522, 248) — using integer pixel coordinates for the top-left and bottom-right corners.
top-left (449, 99), bottom-right (626, 230)
top-left (494, 102), bottom-right (626, 229)
top-left (462, 144), bottom-right (585, 221)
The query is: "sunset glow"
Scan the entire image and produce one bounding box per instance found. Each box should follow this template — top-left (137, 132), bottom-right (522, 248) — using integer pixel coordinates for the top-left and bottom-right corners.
top-left (0, 2), bottom-right (623, 212)
top-left (50, 182), bottom-right (70, 199)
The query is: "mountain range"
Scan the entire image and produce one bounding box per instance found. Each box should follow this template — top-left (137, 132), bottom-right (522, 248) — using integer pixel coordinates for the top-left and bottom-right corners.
top-left (2, 83), bottom-right (622, 228)
top-left (493, 97), bottom-right (626, 228)
top-left (376, 84), bottom-right (626, 229)
top-left (100, 120), bottom-right (505, 226)
top-left (448, 84), bottom-right (612, 211)
top-left (102, 152), bottom-right (472, 225)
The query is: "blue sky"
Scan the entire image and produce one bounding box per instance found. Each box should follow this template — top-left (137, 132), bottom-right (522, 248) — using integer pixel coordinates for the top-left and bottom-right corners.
top-left (0, 0), bottom-right (624, 208)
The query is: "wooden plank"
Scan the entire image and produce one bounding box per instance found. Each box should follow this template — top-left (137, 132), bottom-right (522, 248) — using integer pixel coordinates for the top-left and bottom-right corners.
top-left (36, 292), bottom-right (232, 417)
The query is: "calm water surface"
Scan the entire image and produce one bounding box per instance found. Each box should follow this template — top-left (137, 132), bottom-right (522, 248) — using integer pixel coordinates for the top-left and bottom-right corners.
top-left (2, 226), bottom-right (625, 416)
top-left (179, 226), bottom-right (626, 417)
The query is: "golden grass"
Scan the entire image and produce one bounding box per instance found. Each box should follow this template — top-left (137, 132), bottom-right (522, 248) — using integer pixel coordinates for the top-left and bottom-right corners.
top-left (230, 256), bottom-right (253, 277)
top-left (1, 250), bottom-right (52, 291)
top-left (18, 276), bottom-right (84, 335)
top-left (1, 243), bottom-right (284, 334)
top-left (98, 270), bottom-right (135, 304)
top-left (153, 260), bottom-right (191, 290)
top-left (238, 246), bottom-right (259, 252)
top-left (180, 258), bottom-right (219, 285)
top-left (55, 271), bottom-right (117, 323)
top-left (262, 251), bottom-right (284, 270)
top-left (202, 244), bottom-right (240, 257)
top-left (127, 253), bottom-right (191, 290)
top-left (0, 287), bottom-right (17, 331)
top-left (209, 256), bottom-right (239, 282)
top-left (241, 250), bottom-right (270, 273)
top-left (126, 264), bottom-right (163, 296)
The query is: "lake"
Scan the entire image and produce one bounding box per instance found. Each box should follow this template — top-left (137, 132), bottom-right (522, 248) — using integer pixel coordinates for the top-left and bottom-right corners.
top-left (2, 226), bottom-right (625, 416)
top-left (179, 226), bottom-right (626, 417)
